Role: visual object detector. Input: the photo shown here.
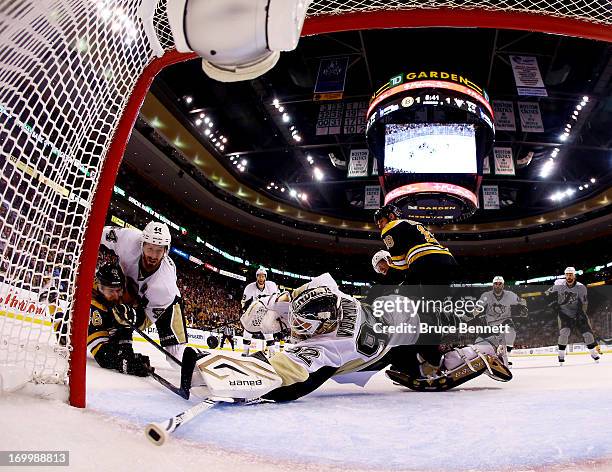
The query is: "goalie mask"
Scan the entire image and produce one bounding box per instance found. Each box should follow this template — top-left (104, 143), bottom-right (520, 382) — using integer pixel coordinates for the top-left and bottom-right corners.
top-left (289, 287), bottom-right (340, 340)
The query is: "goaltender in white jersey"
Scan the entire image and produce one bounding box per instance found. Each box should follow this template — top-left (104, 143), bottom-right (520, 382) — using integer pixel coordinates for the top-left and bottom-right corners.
top-left (264, 274), bottom-right (512, 400)
top-left (241, 267), bottom-right (279, 356)
top-left (100, 221), bottom-right (187, 362)
top-left (184, 273), bottom-right (512, 404)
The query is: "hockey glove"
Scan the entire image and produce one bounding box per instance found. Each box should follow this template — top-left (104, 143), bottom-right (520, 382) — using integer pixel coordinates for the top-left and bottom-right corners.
top-left (510, 303), bottom-right (528, 317)
top-left (118, 349), bottom-right (152, 377)
top-left (113, 304), bottom-right (147, 330)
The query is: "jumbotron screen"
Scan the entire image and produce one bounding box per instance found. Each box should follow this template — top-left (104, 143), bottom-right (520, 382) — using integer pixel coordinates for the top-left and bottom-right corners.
top-left (384, 123), bottom-right (477, 174)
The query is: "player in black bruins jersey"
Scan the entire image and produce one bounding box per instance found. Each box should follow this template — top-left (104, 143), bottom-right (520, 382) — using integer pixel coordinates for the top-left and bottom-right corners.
top-left (374, 204), bottom-right (458, 284)
top-left (87, 263), bottom-right (152, 377)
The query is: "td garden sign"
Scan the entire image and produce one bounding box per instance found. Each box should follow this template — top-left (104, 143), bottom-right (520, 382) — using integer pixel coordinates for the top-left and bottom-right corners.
top-left (372, 71), bottom-right (490, 102)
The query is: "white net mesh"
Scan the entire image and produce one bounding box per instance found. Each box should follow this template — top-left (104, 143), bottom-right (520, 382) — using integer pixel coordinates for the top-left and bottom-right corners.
top-left (0, 0), bottom-right (607, 394)
top-left (0, 0), bottom-right (167, 387)
top-left (308, 0), bottom-right (611, 26)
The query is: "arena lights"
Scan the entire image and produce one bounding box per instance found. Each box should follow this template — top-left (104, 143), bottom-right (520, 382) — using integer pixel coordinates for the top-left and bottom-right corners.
top-left (539, 158), bottom-right (556, 178)
top-left (577, 177), bottom-right (596, 191)
top-left (549, 188), bottom-right (576, 202)
top-left (546, 96), bottom-right (591, 174)
top-left (313, 167), bottom-right (324, 181)
top-left (267, 182), bottom-right (281, 191)
top-left (306, 154), bottom-right (314, 165)
top-left (273, 99), bottom-right (303, 143)
top-left (289, 189), bottom-right (297, 197)
top-left (184, 96), bottom-right (193, 104)
top-left (229, 154), bottom-right (247, 173)
top-left (266, 182), bottom-right (288, 195)
top-left (561, 96), bottom-right (589, 139)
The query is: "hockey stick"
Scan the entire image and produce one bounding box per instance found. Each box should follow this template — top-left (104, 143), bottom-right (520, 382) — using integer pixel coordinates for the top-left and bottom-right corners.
top-left (145, 396), bottom-right (269, 446)
top-left (146, 346), bottom-right (202, 400)
top-left (114, 307), bottom-right (183, 367)
top-left (148, 370), bottom-right (190, 400)
top-left (145, 398), bottom-right (217, 446)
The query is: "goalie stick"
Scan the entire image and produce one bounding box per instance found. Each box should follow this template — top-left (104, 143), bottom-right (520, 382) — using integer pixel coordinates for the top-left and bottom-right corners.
top-left (145, 351), bottom-right (280, 445)
top-left (146, 346), bottom-right (202, 400)
top-left (145, 397), bottom-right (269, 446)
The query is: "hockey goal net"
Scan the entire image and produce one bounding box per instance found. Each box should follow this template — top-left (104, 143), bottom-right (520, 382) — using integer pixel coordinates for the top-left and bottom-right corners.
top-left (0, 1), bottom-right (609, 407)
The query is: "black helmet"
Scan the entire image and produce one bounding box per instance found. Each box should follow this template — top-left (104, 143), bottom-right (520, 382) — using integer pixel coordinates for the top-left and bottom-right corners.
top-left (96, 263), bottom-right (125, 289)
top-left (290, 287), bottom-right (339, 340)
top-left (374, 204), bottom-right (403, 224)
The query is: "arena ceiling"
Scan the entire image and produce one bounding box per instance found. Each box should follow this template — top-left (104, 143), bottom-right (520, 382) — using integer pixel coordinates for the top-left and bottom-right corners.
top-left (136, 27), bottom-right (612, 239)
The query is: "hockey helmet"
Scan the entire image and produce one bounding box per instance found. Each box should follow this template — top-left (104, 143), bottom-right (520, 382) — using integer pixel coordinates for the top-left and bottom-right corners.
top-left (372, 250), bottom-right (392, 274)
top-left (289, 286), bottom-right (340, 340)
top-left (374, 204), bottom-right (403, 224)
top-left (96, 263), bottom-right (125, 289)
top-left (142, 221), bottom-right (171, 247)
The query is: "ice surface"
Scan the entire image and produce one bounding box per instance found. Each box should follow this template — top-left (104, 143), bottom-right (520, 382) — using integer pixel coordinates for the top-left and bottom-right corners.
top-left (2, 344), bottom-right (612, 472)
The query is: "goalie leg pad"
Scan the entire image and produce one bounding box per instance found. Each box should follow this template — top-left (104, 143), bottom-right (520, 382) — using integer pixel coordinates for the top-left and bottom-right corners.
top-left (456, 343), bottom-right (513, 382)
top-left (195, 351), bottom-right (282, 401)
top-left (387, 343), bottom-right (512, 392)
top-left (386, 359), bottom-right (483, 392)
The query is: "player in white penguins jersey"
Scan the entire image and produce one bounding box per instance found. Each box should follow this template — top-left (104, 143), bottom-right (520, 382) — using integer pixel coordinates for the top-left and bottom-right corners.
top-left (475, 276), bottom-right (527, 365)
top-left (545, 267), bottom-right (599, 364)
top-left (100, 221), bottom-right (187, 364)
top-left (241, 268), bottom-right (279, 356)
top-left (217, 273), bottom-right (512, 402)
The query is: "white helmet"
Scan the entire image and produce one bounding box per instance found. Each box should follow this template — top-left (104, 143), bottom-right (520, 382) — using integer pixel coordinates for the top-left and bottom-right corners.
top-left (492, 276), bottom-right (504, 284)
top-left (372, 250), bottom-right (391, 274)
top-left (256, 267), bottom-right (267, 277)
top-left (142, 221), bottom-right (171, 247)
top-left (564, 267), bottom-right (576, 275)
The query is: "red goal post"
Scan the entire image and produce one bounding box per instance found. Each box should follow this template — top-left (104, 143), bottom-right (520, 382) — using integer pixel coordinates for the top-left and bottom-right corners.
top-left (0, 0), bottom-right (609, 408)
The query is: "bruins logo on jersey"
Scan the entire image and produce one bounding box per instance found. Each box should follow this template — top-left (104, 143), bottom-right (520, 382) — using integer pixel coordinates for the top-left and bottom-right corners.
top-left (383, 235), bottom-right (394, 249)
top-left (91, 310), bottom-right (103, 327)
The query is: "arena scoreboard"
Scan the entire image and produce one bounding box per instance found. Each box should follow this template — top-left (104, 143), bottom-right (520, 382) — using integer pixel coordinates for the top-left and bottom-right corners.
top-left (365, 71), bottom-right (496, 223)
